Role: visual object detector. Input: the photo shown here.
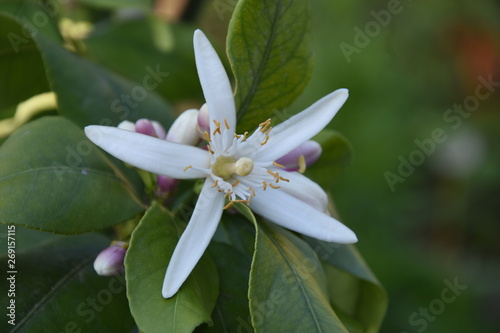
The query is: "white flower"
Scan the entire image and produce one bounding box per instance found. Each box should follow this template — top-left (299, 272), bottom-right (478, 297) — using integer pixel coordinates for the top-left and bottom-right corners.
top-left (85, 29), bottom-right (357, 298)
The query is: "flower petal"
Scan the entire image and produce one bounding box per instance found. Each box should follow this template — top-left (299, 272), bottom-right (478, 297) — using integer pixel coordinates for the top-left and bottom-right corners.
top-left (257, 89), bottom-right (348, 162)
top-left (193, 30), bottom-right (236, 149)
top-left (276, 170), bottom-right (328, 212)
top-left (162, 178), bottom-right (224, 298)
top-left (249, 187), bottom-right (357, 244)
top-left (85, 125), bottom-right (209, 179)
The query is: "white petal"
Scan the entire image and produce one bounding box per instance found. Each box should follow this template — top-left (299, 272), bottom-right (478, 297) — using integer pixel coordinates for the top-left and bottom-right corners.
top-left (249, 187), bottom-right (357, 244)
top-left (85, 125), bottom-right (209, 179)
top-left (277, 170), bottom-right (328, 212)
top-left (193, 30), bottom-right (236, 149)
top-left (162, 178), bottom-right (224, 298)
top-left (257, 89), bottom-right (348, 162)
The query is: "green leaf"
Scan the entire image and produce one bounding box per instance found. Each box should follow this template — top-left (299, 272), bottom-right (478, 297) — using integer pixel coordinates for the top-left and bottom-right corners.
top-left (79, 0), bottom-right (152, 10)
top-left (84, 18), bottom-right (201, 103)
top-left (126, 202), bottom-right (219, 333)
top-left (249, 222), bottom-right (348, 332)
top-left (306, 129), bottom-right (353, 190)
top-left (196, 242), bottom-right (252, 333)
top-left (0, 13), bottom-right (51, 112)
top-left (227, 0), bottom-right (314, 131)
top-left (0, 234), bottom-right (135, 333)
top-left (305, 239), bottom-right (388, 333)
top-left (0, 116), bottom-right (145, 233)
top-left (34, 33), bottom-right (174, 127)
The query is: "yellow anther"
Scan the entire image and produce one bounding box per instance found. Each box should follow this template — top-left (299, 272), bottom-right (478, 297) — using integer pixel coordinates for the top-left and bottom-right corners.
top-left (223, 117), bottom-right (230, 130)
top-left (223, 201), bottom-right (234, 210)
top-left (207, 145), bottom-right (215, 154)
top-left (265, 127), bottom-right (272, 136)
top-left (260, 136), bottom-right (269, 145)
top-left (298, 155), bottom-right (306, 173)
top-left (262, 181), bottom-right (267, 190)
top-left (249, 187), bottom-right (256, 197)
top-left (259, 119), bottom-right (271, 132)
top-left (231, 179), bottom-right (240, 186)
top-left (234, 134), bottom-right (241, 139)
top-left (242, 131), bottom-right (248, 142)
top-left (204, 131), bottom-right (211, 142)
top-left (267, 170), bottom-right (277, 178)
top-left (212, 119), bottom-right (221, 135)
top-left (211, 180), bottom-right (218, 188)
top-left (273, 161), bottom-right (284, 168)
top-left (269, 183), bottom-right (281, 189)
top-left (279, 176), bottom-right (290, 182)
top-left (183, 165), bottom-right (192, 172)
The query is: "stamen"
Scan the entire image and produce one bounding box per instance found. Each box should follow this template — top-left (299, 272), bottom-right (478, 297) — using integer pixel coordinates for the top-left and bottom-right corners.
top-left (273, 161), bottom-right (284, 168)
top-left (183, 165), bottom-right (192, 172)
top-left (260, 136), bottom-right (269, 145)
top-left (268, 183), bottom-right (281, 189)
top-left (211, 180), bottom-right (218, 188)
top-left (207, 145), bottom-right (215, 154)
top-left (223, 117), bottom-right (230, 130)
top-left (204, 131), bottom-right (211, 142)
top-left (249, 187), bottom-right (256, 197)
top-left (231, 179), bottom-right (240, 186)
top-left (265, 127), bottom-right (272, 136)
top-left (212, 119), bottom-right (221, 135)
top-left (234, 134), bottom-right (241, 139)
top-left (223, 201), bottom-right (234, 210)
top-left (298, 155), bottom-right (306, 173)
top-left (259, 119), bottom-right (271, 133)
top-left (242, 131), bottom-right (248, 142)
top-left (279, 176), bottom-right (290, 182)
top-left (267, 170), bottom-right (277, 178)
top-left (262, 181), bottom-right (267, 190)
top-left (224, 199), bottom-right (250, 210)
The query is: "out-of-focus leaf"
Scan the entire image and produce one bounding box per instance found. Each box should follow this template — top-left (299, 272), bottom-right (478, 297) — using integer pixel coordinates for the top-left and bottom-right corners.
top-left (227, 0), bottom-right (313, 131)
top-left (79, 0), bottom-right (151, 10)
top-left (0, 14), bottom-right (51, 112)
top-left (196, 242), bottom-right (252, 332)
top-left (305, 239), bottom-right (388, 333)
top-left (34, 33), bottom-right (174, 127)
top-left (0, 116), bottom-right (145, 234)
top-left (306, 129), bottom-right (353, 189)
top-left (84, 17), bottom-right (201, 103)
top-left (126, 202), bottom-right (219, 333)
top-left (0, 234), bottom-right (135, 333)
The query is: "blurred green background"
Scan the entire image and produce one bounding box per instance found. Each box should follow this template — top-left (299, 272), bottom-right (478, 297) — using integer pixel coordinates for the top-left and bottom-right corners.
top-left (204, 0), bottom-right (499, 331)
top-left (2, 0), bottom-right (499, 331)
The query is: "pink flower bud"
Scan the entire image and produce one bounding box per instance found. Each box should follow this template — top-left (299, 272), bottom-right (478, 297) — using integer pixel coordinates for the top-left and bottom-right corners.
top-left (276, 140), bottom-right (322, 172)
top-left (166, 109), bottom-right (200, 145)
top-left (93, 241), bottom-right (128, 276)
top-left (135, 119), bottom-right (166, 139)
top-left (197, 104), bottom-right (210, 139)
top-left (156, 175), bottom-right (179, 197)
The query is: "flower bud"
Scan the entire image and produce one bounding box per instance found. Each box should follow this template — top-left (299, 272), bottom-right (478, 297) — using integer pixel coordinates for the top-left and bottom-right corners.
top-left (276, 140), bottom-right (322, 172)
top-left (93, 241), bottom-right (128, 276)
top-left (156, 175), bottom-right (179, 197)
top-left (117, 120), bottom-right (136, 132)
top-left (197, 104), bottom-right (210, 138)
top-left (135, 119), bottom-right (166, 139)
top-left (166, 109), bottom-right (200, 145)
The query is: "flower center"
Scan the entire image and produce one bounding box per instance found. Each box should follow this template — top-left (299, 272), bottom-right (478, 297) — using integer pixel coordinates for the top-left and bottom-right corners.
top-left (212, 156), bottom-right (254, 180)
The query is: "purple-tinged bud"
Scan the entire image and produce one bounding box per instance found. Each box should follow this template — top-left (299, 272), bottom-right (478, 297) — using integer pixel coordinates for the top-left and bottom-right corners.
top-left (166, 109), bottom-right (200, 145)
top-left (156, 175), bottom-right (179, 197)
top-left (117, 120), bottom-right (136, 132)
top-left (93, 241), bottom-right (128, 276)
top-left (135, 119), bottom-right (166, 139)
top-left (197, 104), bottom-right (210, 139)
top-left (276, 140), bottom-right (322, 172)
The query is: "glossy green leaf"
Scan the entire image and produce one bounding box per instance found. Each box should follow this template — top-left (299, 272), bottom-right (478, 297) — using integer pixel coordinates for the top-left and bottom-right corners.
top-left (227, 0), bottom-right (313, 131)
top-left (84, 18), bottom-right (201, 103)
top-left (196, 242), bottom-right (252, 333)
top-left (0, 116), bottom-right (145, 233)
top-left (0, 234), bottom-right (135, 333)
top-left (34, 33), bottom-right (174, 127)
top-left (305, 239), bottom-right (388, 333)
top-left (250, 221), bottom-right (348, 332)
top-left (0, 13), bottom-right (50, 112)
top-left (126, 202), bottom-right (219, 333)
top-left (306, 129), bottom-right (353, 190)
